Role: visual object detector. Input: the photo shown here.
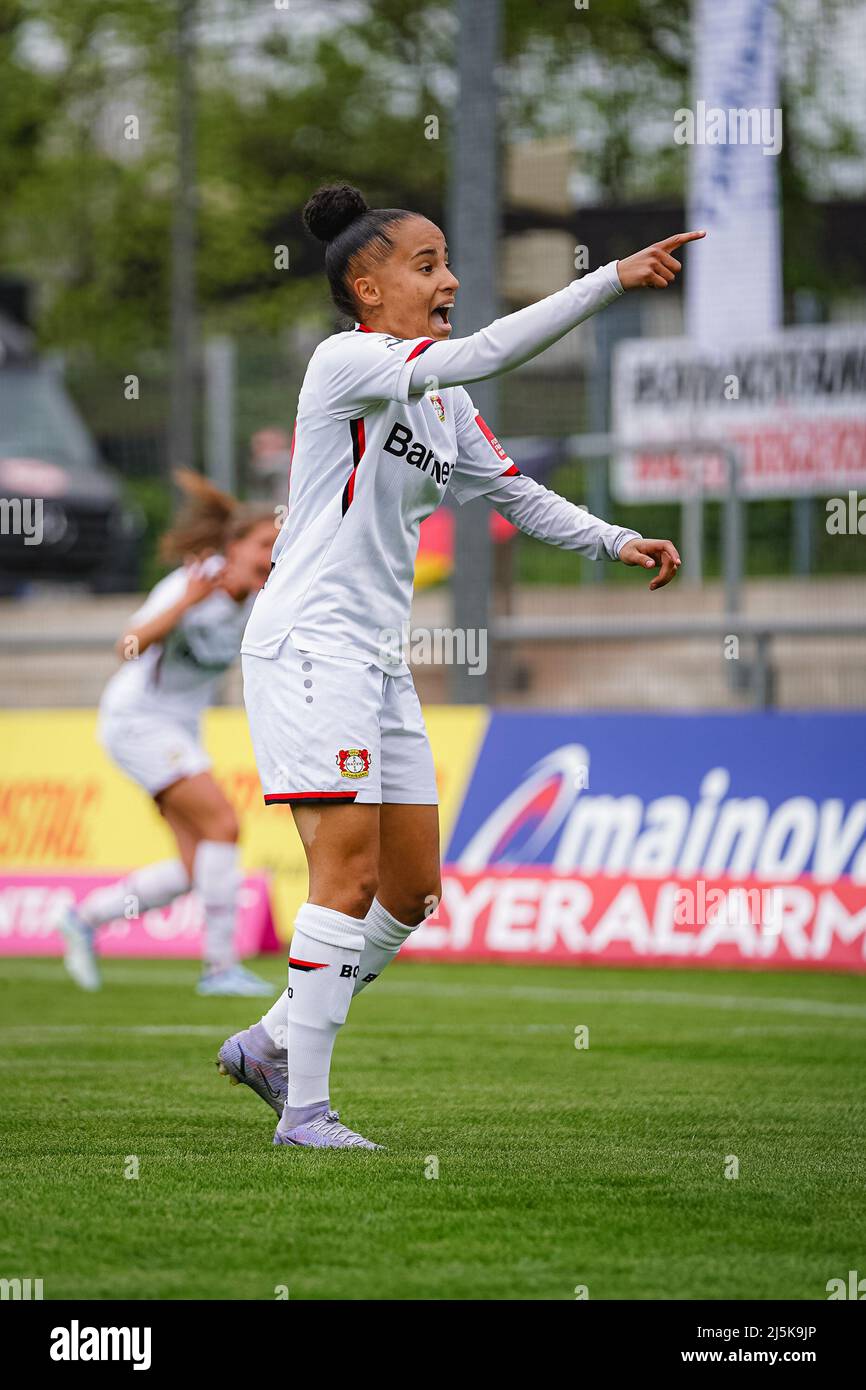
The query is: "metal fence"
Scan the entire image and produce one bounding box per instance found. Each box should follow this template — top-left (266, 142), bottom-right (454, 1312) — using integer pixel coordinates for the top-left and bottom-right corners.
top-left (4, 342), bottom-right (863, 712)
top-left (483, 433), bottom-right (866, 709)
top-left (3, 428), bottom-right (865, 711)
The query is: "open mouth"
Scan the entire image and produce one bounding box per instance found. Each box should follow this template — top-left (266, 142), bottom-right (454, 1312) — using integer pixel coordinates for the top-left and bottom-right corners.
top-left (432, 303), bottom-right (453, 328)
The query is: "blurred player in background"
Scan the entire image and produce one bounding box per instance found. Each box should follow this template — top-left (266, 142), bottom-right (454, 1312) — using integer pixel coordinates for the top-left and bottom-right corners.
top-left (216, 183), bottom-right (702, 1148)
top-left (59, 472), bottom-right (277, 997)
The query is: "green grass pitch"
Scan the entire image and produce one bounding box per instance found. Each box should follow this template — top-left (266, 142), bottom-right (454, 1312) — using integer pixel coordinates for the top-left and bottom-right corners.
top-left (2, 957), bottom-right (864, 1301)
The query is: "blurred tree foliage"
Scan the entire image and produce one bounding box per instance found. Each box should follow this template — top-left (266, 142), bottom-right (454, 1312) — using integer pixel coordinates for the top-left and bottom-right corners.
top-left (1, 0), bottom-right (862, 358)
top-left (0, 0), bottom-right (861, 357)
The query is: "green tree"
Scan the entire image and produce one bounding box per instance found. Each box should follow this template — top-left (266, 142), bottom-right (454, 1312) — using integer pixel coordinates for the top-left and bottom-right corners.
top-left (0, 0), bottom-right (861, 355)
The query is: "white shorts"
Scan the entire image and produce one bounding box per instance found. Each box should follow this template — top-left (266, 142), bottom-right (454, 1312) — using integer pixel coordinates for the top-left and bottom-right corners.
top-left (98, 712), bottom-right (211, 797)
top-left (242, 637), bottom-right (438, 806)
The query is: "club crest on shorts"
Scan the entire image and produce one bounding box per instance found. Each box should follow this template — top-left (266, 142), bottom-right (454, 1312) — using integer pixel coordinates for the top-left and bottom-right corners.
top-left (337, 748), bottom-right (371, 779)
top-left (427, 391), bottom-right (446, 423)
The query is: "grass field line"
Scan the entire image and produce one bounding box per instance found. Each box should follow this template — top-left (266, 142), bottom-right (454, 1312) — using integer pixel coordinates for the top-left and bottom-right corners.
top-left (729, 1024), bottom-right (856, 1036)
top-left (0, 1024), bottom-right (228, 1037)
top-left (0, 1020), bottom-right (573, 1039)
top-left (2, 961), bottom-right (865, 1018)
top-left (0, 964), bottom-right (207, 985)
top-left (381, 978), bottom-right (866, 1019)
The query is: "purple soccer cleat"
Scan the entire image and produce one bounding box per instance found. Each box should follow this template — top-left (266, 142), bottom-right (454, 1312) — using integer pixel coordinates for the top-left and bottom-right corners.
top-left (273, 1103), bottom-right (382, 1150)
top-left (216, 1022), bottom-right (287, 1116)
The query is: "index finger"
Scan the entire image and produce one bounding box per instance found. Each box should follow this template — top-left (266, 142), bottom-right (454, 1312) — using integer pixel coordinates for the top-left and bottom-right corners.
top-left (656, 230), bottom-right (706, 252)
top-left (644, 538), bottom-right (682, 565)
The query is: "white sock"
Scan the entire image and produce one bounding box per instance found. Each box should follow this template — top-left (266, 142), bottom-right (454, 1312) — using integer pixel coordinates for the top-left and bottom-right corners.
top-left (353, 897), bottom-right (418, 995)
top-left (193, 840), bottom-right (241, 971)
top-left (285, 902), bottom-right (365, 1111)
top-left (78, 860), bottom-right (190, 930)
top-left (260, 898), bottom-right (418, 1048)
top-left (260, 991), bottom-right (288, 1049)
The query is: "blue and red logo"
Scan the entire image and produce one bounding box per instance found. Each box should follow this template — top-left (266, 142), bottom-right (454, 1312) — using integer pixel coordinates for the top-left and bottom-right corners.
top-left (447, 712), bottom-right (866, 884)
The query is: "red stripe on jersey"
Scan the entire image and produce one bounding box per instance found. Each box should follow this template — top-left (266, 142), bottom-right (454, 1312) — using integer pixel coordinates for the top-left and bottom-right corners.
top-left (474, 413), bottom-right (509, 462)
top-left (286, 418), bottom-right (297, 508)
top-left (500, 462), bottom-right (520, 477)
top-left (356, 323), bottom-right (374, 333)
top-left (406, 338), bottom-right (434, 361)
top-left (264, 791), bottom-right (358, 804)
top-left (352, 416), bottom-right (366, 465)
top-left (343, 416), bottom-right (367, 515)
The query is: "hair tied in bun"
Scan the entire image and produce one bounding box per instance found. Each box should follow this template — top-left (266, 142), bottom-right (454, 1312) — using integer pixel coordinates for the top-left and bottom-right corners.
top-left (303, 183), bottom-right (412, 321)
top-left (302, 184), bottom-right (369, 243)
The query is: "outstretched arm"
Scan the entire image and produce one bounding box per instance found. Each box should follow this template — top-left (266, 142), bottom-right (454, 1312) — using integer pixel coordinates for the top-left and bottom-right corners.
top-left (408, 231), bottom-right (705, 395)
top-left (449, 390), bottom-right (682, 589)
top-left (485, 473), bottom-right (640, 562)
top-left (487, 476), bottom-right (681, 588)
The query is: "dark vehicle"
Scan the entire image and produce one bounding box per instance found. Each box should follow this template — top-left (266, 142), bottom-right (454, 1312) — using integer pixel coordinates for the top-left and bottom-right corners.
top-left (0, 312), bottom-right (142, 594)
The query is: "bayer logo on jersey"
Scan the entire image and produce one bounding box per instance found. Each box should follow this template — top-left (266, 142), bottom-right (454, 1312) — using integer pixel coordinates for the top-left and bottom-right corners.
top-left (336, 748), bottom-right (372, 779)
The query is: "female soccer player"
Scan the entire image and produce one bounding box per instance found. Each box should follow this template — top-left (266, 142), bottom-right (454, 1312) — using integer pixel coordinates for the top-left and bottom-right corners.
top-left (218, 184), bottom-right (701, 1146)
top-left (60, 473), bottom-right (277, 996)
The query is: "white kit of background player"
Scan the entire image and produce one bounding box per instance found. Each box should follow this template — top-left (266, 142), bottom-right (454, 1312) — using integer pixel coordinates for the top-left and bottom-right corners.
top-left (58, 547), bottom-right (275, 998)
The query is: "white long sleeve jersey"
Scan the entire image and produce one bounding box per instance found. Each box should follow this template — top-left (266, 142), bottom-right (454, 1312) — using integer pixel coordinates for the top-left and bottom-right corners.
top-left (241, 260), bottom-right (640, 675)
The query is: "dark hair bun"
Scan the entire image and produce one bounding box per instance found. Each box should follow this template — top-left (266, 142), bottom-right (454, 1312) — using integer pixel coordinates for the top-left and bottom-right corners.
top-left (303, 184), bottom-right (368, 243)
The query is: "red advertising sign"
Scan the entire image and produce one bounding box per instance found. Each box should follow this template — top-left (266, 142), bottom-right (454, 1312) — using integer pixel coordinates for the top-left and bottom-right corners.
top-left (405, 869), bottom-right (866, 971)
